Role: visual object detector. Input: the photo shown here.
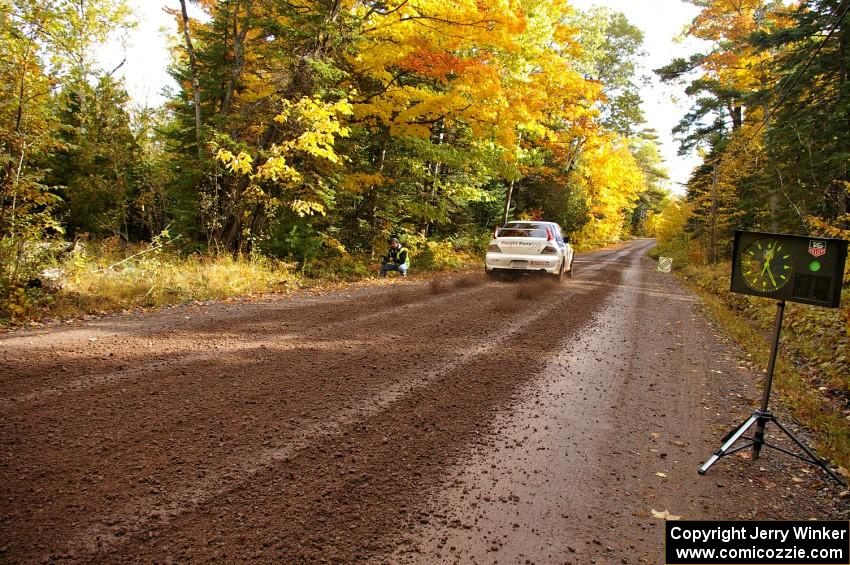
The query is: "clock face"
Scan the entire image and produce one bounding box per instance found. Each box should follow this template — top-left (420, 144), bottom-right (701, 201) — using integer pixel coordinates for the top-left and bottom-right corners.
top-left (741, 238), bottom-right (794, 292)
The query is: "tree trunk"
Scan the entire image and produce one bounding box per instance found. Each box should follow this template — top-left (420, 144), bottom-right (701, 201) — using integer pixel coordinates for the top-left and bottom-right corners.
top-left (179, 0), bottom-right (203, 158)
top-left (729, 105), bottom-right (742, 130)
top-left (423, 122), bottom-right (445, 236)
top-left (840, 11), bottom-right (850, 215)
top-left (502, 131), bottom-right (523, 224)
top-left (221, 0), bottom-right (254, 117)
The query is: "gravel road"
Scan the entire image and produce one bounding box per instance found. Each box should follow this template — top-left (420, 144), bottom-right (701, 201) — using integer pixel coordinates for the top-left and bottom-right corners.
top-left (1, 239), bottom-right (846, 564)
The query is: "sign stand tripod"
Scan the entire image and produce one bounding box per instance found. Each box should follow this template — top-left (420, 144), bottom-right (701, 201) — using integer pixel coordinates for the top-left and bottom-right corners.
top-left (698, 300), bottom-right (845, 486)
top-left (698, 230), bottom-right (848, 486)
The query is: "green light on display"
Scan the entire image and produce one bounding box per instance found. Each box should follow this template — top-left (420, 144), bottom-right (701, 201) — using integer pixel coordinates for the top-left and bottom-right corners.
top-left (809, 260), bottom-right (822, 272)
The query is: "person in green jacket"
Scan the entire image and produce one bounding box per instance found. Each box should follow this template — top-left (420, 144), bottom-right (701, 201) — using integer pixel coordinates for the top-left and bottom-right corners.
top-left (380, 237), bottom-right (409, 277)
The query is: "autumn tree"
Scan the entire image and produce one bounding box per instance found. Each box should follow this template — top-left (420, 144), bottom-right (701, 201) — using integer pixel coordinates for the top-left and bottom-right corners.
top-left (657, 0), bottom-right (784, 151)
top-left (166, 0), bottom-right (642, 256)
top-left (663, 0), bottom-right (850, 266)
top-left (658, 0), bottom-right (793, 260)
top-left (629, 131), bottom-right (670, 235)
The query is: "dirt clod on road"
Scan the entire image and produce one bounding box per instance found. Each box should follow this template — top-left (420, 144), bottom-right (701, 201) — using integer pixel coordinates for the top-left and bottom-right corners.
top-left (1, 239), bottom-right (846, 564)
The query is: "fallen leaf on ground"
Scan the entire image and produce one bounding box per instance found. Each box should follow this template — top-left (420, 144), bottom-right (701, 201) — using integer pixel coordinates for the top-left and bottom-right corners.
top-left (651, 509), bottom-right (681, 521)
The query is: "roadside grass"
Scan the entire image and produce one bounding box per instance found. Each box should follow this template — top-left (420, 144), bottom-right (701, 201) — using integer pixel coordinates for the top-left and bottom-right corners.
top-left (1, 239), bottom-right (482, 326)
top-left (679, 263), bottom-right (850, 472)
top-left (34, 248), bottom-right (298, 319)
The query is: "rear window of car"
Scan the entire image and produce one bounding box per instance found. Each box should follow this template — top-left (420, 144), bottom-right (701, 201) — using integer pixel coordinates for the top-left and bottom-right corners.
top-left (499, 223), bottom-right (549, 238)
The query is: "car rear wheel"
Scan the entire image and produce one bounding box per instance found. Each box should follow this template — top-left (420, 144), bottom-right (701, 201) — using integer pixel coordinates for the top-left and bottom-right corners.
top-left (556, 259), bottom-right (566, 282)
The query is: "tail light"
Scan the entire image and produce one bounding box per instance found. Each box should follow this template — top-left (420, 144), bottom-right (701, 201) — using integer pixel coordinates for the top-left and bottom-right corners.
top-left (487, 243), bottom-right (501, 253)
top-left (541, 246), bottom-right (558, 255)
top-left (546, 228), bottom-right (554, 241)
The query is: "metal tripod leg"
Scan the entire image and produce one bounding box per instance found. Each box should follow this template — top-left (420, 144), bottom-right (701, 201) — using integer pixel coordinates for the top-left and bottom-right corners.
top-left (698, 410), bottom-right (846, 486)
top-left (699, 413), bottom-right (759, 475)
top-left (698, 301), bottom-right (846, 486)
top-left (769, 417), bottom-right (846, 486)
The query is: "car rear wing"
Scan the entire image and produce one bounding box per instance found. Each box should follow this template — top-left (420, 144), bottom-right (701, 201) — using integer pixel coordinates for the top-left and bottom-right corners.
top-left (495, 227), bottom-right (554, 240)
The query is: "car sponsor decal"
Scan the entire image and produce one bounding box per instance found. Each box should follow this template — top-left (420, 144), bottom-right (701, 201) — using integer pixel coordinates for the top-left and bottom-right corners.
top-left (500, 241), bottom-right (541, 247)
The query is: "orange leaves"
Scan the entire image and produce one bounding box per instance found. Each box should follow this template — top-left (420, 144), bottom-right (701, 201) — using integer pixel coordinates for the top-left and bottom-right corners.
top-left (397, 49), bottom-right (474, 84)
top-left (688, 0), bottom-right (788, 94)
top-left (689, 0), bottom-right (766, 42)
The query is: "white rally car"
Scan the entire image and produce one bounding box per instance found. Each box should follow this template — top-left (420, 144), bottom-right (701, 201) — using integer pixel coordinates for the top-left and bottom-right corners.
top-left (485, 221), bottom-right (574, 280)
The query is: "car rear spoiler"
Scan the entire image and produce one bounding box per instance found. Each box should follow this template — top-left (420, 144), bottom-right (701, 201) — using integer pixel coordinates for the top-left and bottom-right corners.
top-left (495, 227), bottom-right (554, 240)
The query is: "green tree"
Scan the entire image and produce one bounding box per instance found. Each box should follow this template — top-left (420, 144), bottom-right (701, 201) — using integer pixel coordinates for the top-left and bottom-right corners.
top-left (567, 6), bottom-right (647, 136)
top-left (752, 0), bottom-right (850, 223)
top-left (629, 130), bottom-right (670, 235)
top-left (48, 75), bottom-right (141, 239)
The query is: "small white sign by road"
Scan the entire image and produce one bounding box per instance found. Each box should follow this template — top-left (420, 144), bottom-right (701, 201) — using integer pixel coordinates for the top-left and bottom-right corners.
top-left (658, 256), bottom-right (673, 273)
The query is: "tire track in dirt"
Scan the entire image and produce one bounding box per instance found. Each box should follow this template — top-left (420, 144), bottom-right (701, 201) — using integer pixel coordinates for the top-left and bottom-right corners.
top-left (0, 281), bottom-right (484, 401)
top-left (1, 280), bottom-right (526, 560)
top-left (2, 271), bottom-right (605, 562)
top-left (1, 284), bottom-right (488, 407)
top-left (89, 268), bottom-right (624, 564)
top-left (384, 240), bottom-right (660, 564)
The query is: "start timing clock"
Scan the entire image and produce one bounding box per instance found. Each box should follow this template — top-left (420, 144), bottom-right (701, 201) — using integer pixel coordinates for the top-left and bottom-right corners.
top-left (731, 231), bottom-right (848, 308)
top-left (740, 238), bottom-right (793, 292)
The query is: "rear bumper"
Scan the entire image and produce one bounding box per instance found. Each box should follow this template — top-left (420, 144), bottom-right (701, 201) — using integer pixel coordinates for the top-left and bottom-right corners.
top-left (485, 252), bottom-right (561, 274)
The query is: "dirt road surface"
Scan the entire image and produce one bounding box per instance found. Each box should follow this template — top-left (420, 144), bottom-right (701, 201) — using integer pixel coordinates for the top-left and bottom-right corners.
top-left (1, 239), bottom-right (847, 564)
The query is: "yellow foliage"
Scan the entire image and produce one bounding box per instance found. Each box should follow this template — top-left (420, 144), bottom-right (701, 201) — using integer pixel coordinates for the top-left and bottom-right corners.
top-left (253, 154), bottom-right (301, 184)
top-left (574, 137), bottom-right (643, 246)
top-left (341, 172), bottom-right (386, 193)
top-left (650, 198), bottom-right (699, 268)
top-left (275, 97), bottom-right (353, 164)
top-left (214, 96), bottom-right (352, 218)
top-left (290, 200), bottom-right (326, 217)
top-left (216, 150), bottom-right (254, 175)
top-left (349, 0), bottom-right (599, 151)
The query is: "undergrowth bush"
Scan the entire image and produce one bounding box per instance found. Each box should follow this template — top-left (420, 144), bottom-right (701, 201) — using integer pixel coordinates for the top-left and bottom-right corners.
top-left (304, 253), bottom-right (373, 281)
top-left (0, 237), bottom-right (70, 322)
top-left (406, 236), bottom-right (463, 270)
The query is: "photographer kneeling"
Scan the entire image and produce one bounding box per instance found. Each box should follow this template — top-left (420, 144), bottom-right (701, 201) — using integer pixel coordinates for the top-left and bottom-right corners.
top-left (380, 237), bottom-right (409, 277)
